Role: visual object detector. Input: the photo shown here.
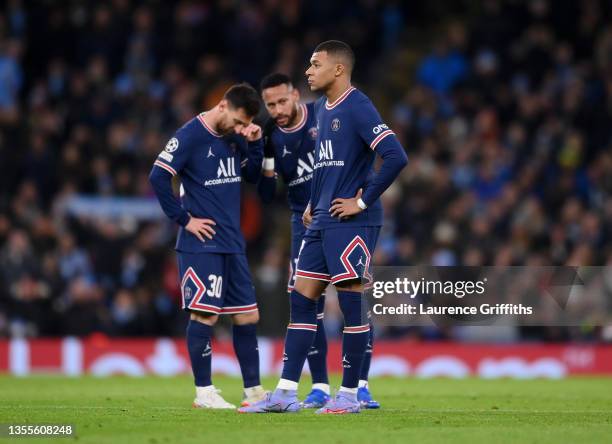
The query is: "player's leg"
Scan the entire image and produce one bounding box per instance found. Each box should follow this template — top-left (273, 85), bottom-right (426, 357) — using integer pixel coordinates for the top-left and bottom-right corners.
top-left (301, 294), bottom-right (330, 408)
top-left (309, 296), bottom-right (329, 390)
top-left (239, 230), bottom-right (328, 413)
top-left (223, 254), bottom-right (267, 406)
top-left (280, 276), bottom-right (327, 387)
top-left (316, 279), bottom-right (369, 414)
top-left (179, 252), bottom-right (235, 409)
top-left (231, 310), bottom-right (268, 406)
top-left (289, 218), bottom-right (330, 408)
top-left (356, 227), bottom-right (381, 409)
top-left (315, 228), bottom-right (373, 414)
top-left (357, 318), bottom-right (380, 408)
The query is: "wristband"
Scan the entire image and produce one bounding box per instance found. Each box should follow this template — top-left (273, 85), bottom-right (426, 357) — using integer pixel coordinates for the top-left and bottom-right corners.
top-left (357, 198), bottom-right (368, 210)
top-left (262, 157), bottom-right (275, 170)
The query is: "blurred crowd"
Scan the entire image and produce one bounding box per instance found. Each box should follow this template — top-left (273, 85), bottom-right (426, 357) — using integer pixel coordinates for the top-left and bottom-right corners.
top-left (0, 0), bottom-right (610, 341)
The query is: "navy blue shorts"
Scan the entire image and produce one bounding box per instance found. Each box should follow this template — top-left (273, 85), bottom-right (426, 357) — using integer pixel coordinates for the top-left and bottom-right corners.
top-left (295, 226), bottom-right (380, 286)
top-left (177, 252), bottom-right (257, 315)
top-left (288, 213), bottom-right (307, 293)
top-left (289, 214), bottom-right (326, 318)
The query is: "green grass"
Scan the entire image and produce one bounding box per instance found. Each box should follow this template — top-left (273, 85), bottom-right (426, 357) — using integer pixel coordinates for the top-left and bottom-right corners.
top-left (0, 376), bottom-right (611, 443)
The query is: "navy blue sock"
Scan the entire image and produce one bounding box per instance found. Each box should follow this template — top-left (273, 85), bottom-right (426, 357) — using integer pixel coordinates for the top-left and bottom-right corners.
top-left (186, 319), bottom-right (213, 387)
top-left (338, 290), bottom-right (369, 389)
top-left (307, 295), bottom-right (329, 385)
top-left (280, 290), bottom-right (318, 383)
top-left (232, 324), bottom-right (261, 388)
top-left (359, 323), bottom-right (374, 381)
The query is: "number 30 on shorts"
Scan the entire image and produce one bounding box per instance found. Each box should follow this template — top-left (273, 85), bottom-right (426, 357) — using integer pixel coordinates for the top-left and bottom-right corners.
top-left (207, 274), bottom-right (222, 298)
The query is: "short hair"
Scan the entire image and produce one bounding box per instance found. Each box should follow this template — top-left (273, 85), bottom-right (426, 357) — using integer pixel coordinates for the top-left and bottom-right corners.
top-left (224, 83), bottom-right (261, 117)
top-left (313, 40), bottom-right (355, 72)
top-left (260, 73), bottom-right (293, 92)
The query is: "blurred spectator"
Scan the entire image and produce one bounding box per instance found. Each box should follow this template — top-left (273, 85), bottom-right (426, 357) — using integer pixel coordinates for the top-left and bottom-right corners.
top-left (0, 1), bottom-right (610, 342)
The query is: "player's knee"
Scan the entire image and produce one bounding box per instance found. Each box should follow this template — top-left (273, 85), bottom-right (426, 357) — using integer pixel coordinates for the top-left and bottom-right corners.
top-left (294, 277), bottom-right (326, 299)
top-left (190, 311), bottom-right (219, 326)
top-left (334, 278), bottom-right (363, 293)
top-left (232, 310), bottom-right (259, 325)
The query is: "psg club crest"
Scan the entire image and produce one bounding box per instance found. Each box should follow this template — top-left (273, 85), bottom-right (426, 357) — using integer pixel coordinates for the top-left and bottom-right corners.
top-left (331, 118), bottom-right (341, 131)
top-left (165, 137), bottom-right (179, 152)
top-left (308, 126), bottom-right (318, 140)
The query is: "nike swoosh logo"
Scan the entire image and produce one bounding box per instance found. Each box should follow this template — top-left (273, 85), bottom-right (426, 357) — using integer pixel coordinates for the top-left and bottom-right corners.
top-left (262, 403), bottom-right (281, 412)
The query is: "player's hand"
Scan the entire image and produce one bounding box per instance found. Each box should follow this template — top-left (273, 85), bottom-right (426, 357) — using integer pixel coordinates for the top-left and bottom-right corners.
top-left (329, 189), bottom-right (364, 220)
top-left (241, 123), bottom-right (262, 142)
top-left (302, 204), bottom-right (312, 228)
top-left (186, 216), bottom-right (216, 242)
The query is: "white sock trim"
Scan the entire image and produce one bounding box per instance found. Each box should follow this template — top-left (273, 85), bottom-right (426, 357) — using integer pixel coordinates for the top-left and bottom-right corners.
top-left (277, 378), bottom-right (298, 391)
top-left (338, 386), bottom-right (358, 394)
top-left (312, 383), bottom-right (330, 395)
top-left (358, 379), bottom-right (369, 388)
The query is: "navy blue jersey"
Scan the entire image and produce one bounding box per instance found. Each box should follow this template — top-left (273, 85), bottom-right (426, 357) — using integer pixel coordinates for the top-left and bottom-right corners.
top-left (260, 102), bottom-right (318, 213)
top-left (151, 113), bottom-right (262, 254)
top-left (310, 87), bottom-right (396, 229)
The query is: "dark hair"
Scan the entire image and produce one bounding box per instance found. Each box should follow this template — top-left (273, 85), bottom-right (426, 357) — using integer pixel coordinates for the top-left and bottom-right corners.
top-left (260, 73), bottom-right (293, 92)
top-left (313, 40), bottom-right (355, 72)
top-left (224, 83), bottom-right (261, 117)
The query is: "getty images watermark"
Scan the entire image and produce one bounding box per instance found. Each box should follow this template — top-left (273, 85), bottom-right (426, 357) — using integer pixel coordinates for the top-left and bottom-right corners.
top-left (371, 276), bottom-right (533, 316)
top-left (364, 266), bottom-right (610, 326)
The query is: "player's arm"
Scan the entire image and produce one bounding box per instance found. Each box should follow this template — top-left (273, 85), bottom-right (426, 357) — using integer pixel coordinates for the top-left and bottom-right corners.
top-left (330, 100), bottom-right (408, 218)
top-left (239, 123), bottom-right (264, 184)
top-left (302, 201), bottom-right (312, 227)
top-left (257, 119), bottom-right (278, 203)
top-left (149, 132), bottom-right (216, 242)
top-left (360, 129), bottom-right (407, 208)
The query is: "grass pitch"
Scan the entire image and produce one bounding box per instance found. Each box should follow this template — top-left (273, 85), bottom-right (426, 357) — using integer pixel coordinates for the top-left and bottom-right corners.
top-left (0, 375), bottom-right (611, 443)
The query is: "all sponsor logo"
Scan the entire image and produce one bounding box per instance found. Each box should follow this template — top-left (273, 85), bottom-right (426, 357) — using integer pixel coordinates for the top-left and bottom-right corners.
top-left (217, 157), bottom-right (237, 178)
top-left (319, 140), bottom-right (334, 160)
top-left (204, 157), bottom-right (242, 186)
top-left (296, 152), bottom-right (315, 177)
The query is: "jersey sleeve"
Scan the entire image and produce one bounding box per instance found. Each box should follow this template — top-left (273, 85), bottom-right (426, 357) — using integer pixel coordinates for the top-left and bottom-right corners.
top-left (352, 98), bottom-right (397, 150)
top-left (352, 99), bottom-right (408, 207)
top-left (240, 137), bottom-right (264, 184)
top-left (149, 126), bottom-right (195, 227)
top-left (262, 118), bottom-right (277, 159)
top-left (152, 125), bottom-right (195, 177)
top-left (257, 120), bottom-right (278, 202)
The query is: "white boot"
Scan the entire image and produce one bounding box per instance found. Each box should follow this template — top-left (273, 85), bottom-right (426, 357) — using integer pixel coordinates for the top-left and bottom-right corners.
top-left (193, 386), bottom-right (236, 409)
top-left (240, 385), bottom-right (270, 407)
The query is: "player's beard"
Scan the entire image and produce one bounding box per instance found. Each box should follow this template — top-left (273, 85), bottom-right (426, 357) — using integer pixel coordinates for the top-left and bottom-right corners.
top-left (276, 105), bottom-right (298, 128)
top-left (217, 118), bottom-right (234, 136)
